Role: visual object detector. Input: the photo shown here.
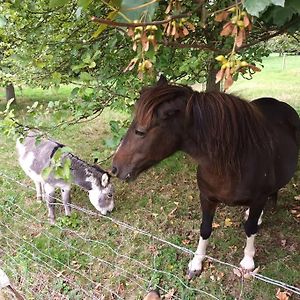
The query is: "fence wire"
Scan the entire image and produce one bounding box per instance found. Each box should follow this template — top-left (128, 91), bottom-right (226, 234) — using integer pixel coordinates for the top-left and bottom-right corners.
top-left (0, 171), bottom-right (300, 299)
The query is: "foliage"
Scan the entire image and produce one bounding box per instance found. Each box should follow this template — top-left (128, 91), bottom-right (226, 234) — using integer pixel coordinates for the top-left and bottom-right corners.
top-left (266, 33), bottom-right (300, 54)
top-left (0, 0), bottom-right (299, 138)
top-left (41, 146), bottom-right (73, 183)
top-left (56, 212), bottom-right (82, 229)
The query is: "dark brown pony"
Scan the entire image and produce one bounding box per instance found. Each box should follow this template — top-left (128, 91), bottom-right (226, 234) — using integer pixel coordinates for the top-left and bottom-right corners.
top-left (112, 76), bottom-right (300, 278)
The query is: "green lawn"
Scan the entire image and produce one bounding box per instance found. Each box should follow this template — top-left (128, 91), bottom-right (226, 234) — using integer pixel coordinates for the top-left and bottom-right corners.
top-left (231, 54), bottom-right (300, 110)
top-left (0, 55), bottom-right (300, 300)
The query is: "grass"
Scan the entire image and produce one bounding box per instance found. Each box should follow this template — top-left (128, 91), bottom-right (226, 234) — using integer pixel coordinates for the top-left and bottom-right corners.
top-left (230, 54), bottom-right (300, 110)
top-left (0, 55), bottom-right (300, 299)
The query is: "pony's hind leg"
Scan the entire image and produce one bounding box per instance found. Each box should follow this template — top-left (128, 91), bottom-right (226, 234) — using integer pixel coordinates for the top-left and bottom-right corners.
top-left (240, 201), bottom-right (265, 271)
top-left (268, 191), bottom-right (278, 209)
top-left (187, 195), bottom-right (217, 279)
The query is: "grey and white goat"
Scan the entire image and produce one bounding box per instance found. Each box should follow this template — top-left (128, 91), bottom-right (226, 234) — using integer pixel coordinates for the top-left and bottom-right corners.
top-left (16, 131), bottom-right (114, 224)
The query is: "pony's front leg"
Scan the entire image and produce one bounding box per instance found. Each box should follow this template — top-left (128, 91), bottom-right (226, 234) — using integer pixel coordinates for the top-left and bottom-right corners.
top-left (240, 202), bottom-right (265, 271)
top-left (187, 196), bottom-right (217, 279)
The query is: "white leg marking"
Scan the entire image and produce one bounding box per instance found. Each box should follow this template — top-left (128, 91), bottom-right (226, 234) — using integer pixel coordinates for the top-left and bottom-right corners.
top-left (245, 208), bottom-right (263, 226)
top-left (240, 234), bottom-right (256, 270)
top-left (188, 237), bottom-right (208, 273)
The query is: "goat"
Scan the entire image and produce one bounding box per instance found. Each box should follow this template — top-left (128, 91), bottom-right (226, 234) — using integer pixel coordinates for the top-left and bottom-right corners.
top-left (16, 131), bottom-right (114, 224)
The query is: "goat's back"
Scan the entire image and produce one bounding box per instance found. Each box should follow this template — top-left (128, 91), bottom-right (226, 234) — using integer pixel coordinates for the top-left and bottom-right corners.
top-left (16, 131), bottom-right (63, 176)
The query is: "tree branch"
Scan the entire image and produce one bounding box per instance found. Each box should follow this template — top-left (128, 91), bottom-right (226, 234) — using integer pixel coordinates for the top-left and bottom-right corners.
top-left (91, 12), bottom-right (192, 27)
top-left (162, 39), bottom-right (219, 52)
top-left (239, 17), bottom-right (300, 50)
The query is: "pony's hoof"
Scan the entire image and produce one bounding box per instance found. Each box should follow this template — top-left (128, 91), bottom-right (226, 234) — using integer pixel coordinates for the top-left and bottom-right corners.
top-left (187, 268), bottom-right (202, 280)
top-left (239, 256), bottom-right (255, 271)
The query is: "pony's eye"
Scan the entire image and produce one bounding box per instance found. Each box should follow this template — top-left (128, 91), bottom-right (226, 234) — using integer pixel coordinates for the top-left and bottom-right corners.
top-left (135, 129), bottom-right (145, 137)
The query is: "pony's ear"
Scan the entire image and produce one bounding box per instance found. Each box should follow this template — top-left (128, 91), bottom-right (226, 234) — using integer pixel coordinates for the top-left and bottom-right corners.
top-left (156, 74), bottom-right (168, 86)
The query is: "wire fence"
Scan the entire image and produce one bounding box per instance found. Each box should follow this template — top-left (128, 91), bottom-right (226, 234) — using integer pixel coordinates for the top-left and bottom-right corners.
top-left (0, 171), bottom-right (300, 299)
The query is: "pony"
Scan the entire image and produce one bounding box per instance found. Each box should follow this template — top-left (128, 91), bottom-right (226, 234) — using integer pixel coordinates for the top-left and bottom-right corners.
top-left (17, 130), bottom-right (114, 224)
top-left (112, 76), bottom-right (300, 278)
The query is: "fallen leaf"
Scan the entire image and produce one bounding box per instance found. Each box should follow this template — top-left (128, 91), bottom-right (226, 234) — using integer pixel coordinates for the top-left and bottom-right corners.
top-left (163, 288), bottom-right (176, 299)
top-left (182, 239), bottom-right (190, 245)
top-left (212, 222), bottom-right (221, 228)
top-left (276, 289), bottom-right (292, 300)
top-left (281, 239), bottom-right (287, 247)
top-left (224, 217), bottom-right (233, 227)
top-left (233, 268), bottom-right (242, 277)
top-left (117, 282), bottom-right (125, 295)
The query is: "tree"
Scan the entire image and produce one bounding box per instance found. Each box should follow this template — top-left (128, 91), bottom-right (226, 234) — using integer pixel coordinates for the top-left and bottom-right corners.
top-left (266, 33), bottom-right (300, 55)
top-left (5, 83), bottom-right (16, 103)
top-left (0, 0), bottom-right (299, 138)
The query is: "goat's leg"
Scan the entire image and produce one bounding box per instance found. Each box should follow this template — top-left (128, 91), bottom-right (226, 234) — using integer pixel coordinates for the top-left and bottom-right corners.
top-left (61, 187), bottom-right (71, 216)
top-left (44, 183), bottom-right (56, 225)
top-left (187, 195), bottom-right (217, 279)
top-left (41, 183), bottom-right (46, 201)
top-left (34, 181), bottom-right (43, 201)
top-left (240, 201), bottom-right (265, 271)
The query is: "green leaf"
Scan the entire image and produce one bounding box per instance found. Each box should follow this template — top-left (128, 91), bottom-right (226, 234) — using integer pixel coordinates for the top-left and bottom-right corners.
top-left (89, 61), bottom-right (96, 68)
top-left (49, 0), bottom-right (70, 8)
top-left (119, 0), bottom-right (159, 22)
top-left (0, 16), bottom-right (7, 28)
top-left (271, 6), bottom-right (295, 25)
top-left (92, 11), bottom-right (118, 38)
top-left (42, 166), bottom-right (52, 179)
top-left (244, 0), bottom-right (272, 16)
top-left (52, 72), bottom-right (62, 84)
top-left (80, 72), bottom-right (93, 82)
top-left (287, 0), bottom-right (300, 13)
top-left (71, 87), bottom-right (80, 97)
top-left (271, 0), bottom-right (285, 6)
top-left (63, 159), bottom-right (71, 180)
top-left (78, 0), bottom-right (93, 9)
top-left (54, 166), bottom-right (65, 179)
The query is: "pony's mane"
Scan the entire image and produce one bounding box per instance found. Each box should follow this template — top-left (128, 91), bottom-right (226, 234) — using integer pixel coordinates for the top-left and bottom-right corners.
top-left (135, 84), bottom-right (193, 128)
top-left (135, 84), bottom-right (272, 176)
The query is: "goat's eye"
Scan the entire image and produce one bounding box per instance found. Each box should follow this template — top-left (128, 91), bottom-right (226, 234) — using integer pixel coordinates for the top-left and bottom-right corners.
top-left (135, 129), bottom-right (145, 137)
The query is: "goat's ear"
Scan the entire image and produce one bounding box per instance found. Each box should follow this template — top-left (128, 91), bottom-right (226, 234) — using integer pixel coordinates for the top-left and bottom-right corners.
top-left (101, 173), bottom-right (109, 187)
top-left (156, 74), bottom-right (168, 86)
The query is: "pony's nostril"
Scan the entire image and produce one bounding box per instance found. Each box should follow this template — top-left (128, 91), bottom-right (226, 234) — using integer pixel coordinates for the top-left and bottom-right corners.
top-left (108, 193), bottom-right (113, 198)
top-left (111, 166), bottom-right (118, 175)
